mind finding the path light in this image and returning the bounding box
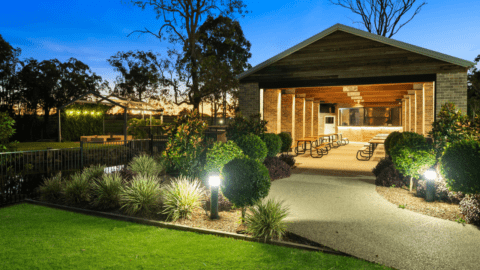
[209,173,221,220]
[424,169,437,202]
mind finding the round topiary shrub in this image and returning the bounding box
[261,133,282,157]
[205,140,244,174]
[459,194,480,225]
[441,139,480,195]
[384,131,402,157]
[278,132,293,153]
[222,157,271,219]
[234,134,268,162]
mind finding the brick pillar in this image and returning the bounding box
[281,89,296,146]
[239,83,260,118]
[263,89,281,133]
[295,94,305,141]
[436,71,468,116]
[414,84,424,135]
[424,82,435,135]
[305,98,313,137]
[313,101,319,136]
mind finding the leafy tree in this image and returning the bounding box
[330,0,427,38]
[188,15,252,119]
[0,111,17,151]
[18,58,109,134]
[128,0,248,110]
[390,132,435,192]
[0,34,23,114]
[468,55,480,120]
[107,50,166,101]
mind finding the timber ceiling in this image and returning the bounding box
[290,82,420,107]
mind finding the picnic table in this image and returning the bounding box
[294,137,329,158]
[356,134,387,161]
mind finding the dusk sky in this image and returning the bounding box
[1,0,479,91]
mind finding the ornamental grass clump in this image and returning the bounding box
[120,175,162,217]
[38,172,64,203]
[63,172,92,206]
[245,198,289,242]
[82,164,106,181]
[161,176,205,221]
[91,172,123,209]
[128,154,164,177]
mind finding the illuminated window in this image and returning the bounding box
[339,107,401,126]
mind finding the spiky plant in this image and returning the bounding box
[82,164,106,181]
[120,174,162,217]
[245,198,289,242]
[161,176,206,221]
[38,172,64,203]
[128,154,164,177]
[63,172,92,205]
[91,172,123,209]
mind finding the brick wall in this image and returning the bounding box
[338,127,403,142]
[281,90,295,145]
[263,89,281,133]
[436,71,468,115]
[305,99,313,137]
[295,95,305,141]
[424,82,434,135]
[239,83,260,118]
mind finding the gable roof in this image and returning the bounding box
[237,23,476,80]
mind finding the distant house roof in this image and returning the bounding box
[237,23,476,80]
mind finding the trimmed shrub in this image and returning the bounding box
[204,140,244,174]
[120,175,162,217]
[226,113,267,142]
[278,132,293,153]
[384,131,402,157]
[448,190,465,204]
[459,194,480,225]
[82,164,106,182]
[234,134,268,162]
[128,154,164,177]
[63,172,92,206]
[91,172,123,209]
[441,140,480,195]
[222,157,271,219]
[38,172,64,203]
[245,198,289,242]
[375,164,405,187]
[278,153,295,167]
[261,133,282,157]
[161,176,205,221]
[372,158,393,177]
[263,157,291,181]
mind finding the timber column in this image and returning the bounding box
[295,94,306,141]
[281,89,296,147]
[305,98,313,137]
[238,82,260,118]
[313,100,320,136]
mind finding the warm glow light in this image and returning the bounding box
[424,169,437,180]
[209,175,221,187]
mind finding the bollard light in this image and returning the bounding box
[424,169,437,202]
[209,173,221,220]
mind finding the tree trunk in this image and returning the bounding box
[241,207,246,224]
[409,176,413,192]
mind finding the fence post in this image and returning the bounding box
[80,141,84,169]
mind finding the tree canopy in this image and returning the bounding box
[0,34,23,114]
[129,0,249,110]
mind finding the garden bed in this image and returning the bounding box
[376,186,463,223]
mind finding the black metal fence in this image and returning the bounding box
[0,137,169,207]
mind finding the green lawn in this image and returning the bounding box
[0,204,392,270]
[15,142,81,151]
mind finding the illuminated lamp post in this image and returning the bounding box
[424,169,437,202]
[209,173,221,220]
